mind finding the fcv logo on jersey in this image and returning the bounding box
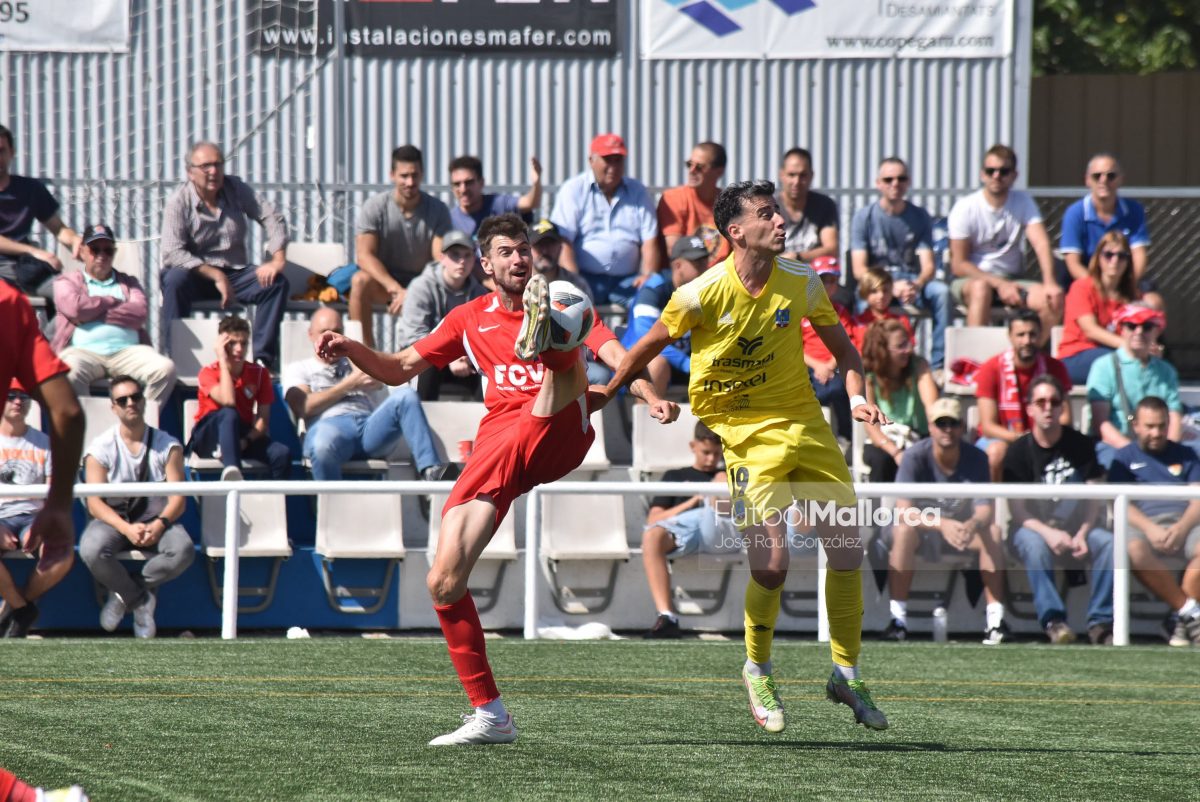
[736,335,765,355]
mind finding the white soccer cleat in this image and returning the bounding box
[99,591,126,632]
[36,786,90,802]
[514,273,551,361]
[132,591,157,639]
[428,713,518,746]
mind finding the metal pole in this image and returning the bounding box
[817,539,829,642]
[1112,493,1130,646]
[331,0,350,247]
[523,489,541,640]
[221,489,241,640]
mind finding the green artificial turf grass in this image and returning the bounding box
[0,638,1196,801]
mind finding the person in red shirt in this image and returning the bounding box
[656,141,730,265]
[188,315,289,479]
[802,255,854,440]
[850,267,913,352]
[974,309,1072,480]
[1057,230,1139,384]
[318,213,677,746]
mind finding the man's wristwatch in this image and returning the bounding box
[154,516,171,529]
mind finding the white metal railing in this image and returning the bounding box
[0,480,1192,645]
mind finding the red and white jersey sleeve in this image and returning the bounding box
[1,281,69,396]
[414,292,616,415]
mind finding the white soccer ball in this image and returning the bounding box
[546,280,595,351]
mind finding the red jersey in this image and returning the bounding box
[196,361,275,426]
[801,302,854,363]
[0,281,69,396]
[414,292,616,420]
[1058,277,1125,360]
[850,308,914,351]
[975,352,1072,432]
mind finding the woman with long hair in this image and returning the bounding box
[860,319,939,482]
[1056,230,1139,383]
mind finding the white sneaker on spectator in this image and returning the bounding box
[132,591,157,639]
[99,592,126,632]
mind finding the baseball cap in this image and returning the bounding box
[83,223,115,246]
[441,230,474,253]
[1114,302,1166,331]
[589,133,627,158]
[928,397,963,423]
[811,255,840,277]
[530,219,561,245]
[670,235,709,263]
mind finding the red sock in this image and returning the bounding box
[539,347,580,372]
[434,592,500,707]
[0,769,37,802]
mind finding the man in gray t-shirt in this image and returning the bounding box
[350,145,452,349]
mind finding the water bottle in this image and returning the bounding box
[932,606,948,643]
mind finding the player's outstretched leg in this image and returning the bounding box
[515,273,551,361]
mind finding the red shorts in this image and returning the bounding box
[444,395,594,530]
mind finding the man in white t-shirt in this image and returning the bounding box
[283,307,446,483]
[79,375,194,639]
[0,381,73,637]
[948,144,1062,338]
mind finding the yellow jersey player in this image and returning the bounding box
[599,179,890,732]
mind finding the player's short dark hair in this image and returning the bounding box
[697,141,727,170]
[109,375,144,397]
[218,315,251,337]
[449,155,483,179]
[984,143,1018,169]
[693,422,720,445]
[1135,395,1169,417]
[1025,374,1064,405]
[782,147,813,168]
[1006,308,1041,332]
[713,180,775,240]
[0,124,13,150]
[392,145,424,170]
[477,213,529,257]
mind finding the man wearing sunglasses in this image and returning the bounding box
[51,224,176,402]
[79,376,193,639]
[948,144,1061,338]
[657,141,729,266]
[1086,303,1184,470]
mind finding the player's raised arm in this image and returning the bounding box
[811,321,890,426]
[598,320,676,405]
[316,331,431,387]
[595,337,679,423]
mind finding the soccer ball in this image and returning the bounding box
[546,281,594,351]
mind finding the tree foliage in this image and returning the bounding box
[1033,0,1200,75]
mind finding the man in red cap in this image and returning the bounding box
[802,255,855,441]
[1086,301,1184,469]
[550,133,660,305]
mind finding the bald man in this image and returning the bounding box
[283,308,446,482]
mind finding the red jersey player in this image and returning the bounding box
[318,213,678,745]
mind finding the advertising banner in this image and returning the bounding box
[642,0,1012,60]
[0,0,128,53]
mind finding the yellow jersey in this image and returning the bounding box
[659,254,838,441]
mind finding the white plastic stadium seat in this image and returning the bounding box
[24,399,41,429]
[1049,325,1063,358]
[630,402,701,481]
[942,326,1009,396]
[567,409,611,477]
[427,493,518,614]
[314,491,405,614]
[200,479,292,613]
[282,242,348,311]
[279,318,364,372]
[422,401,489,465]
[79,395,159,457]
[170,318,253,388]
[540,493,630,615]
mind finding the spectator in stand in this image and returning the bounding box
[974,310,1072,481]
[801,256,854,441]
[886,397,1009,645]
[1003,375,1113,645]
[529,219,593,300]
[620,235,711,398]
[1059,152,1162,308]
[551,133,660,305]
[657,141,730,265]
[396,230,488,400]
[1087,303,1183,470]
[1056,230,1139,384]
[0,381,73,637]
[351,145,453,349]
[52,224,176,402]
[642,422,727,639]
[850,156,950,370]
[0,123,82,304]
[160,141,289,371]
[850,268,913,353]
[285,308,446,483]
[948,144,1062,339]
[777,147,838,263]
[448,155,541,238]
[80,376,193,640]
[187,315,289,480]
[859,319,937,483]
[1109,396,1200,647]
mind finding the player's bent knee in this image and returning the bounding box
[426,568,468,606]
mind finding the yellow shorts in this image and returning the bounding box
[722,418,856,528]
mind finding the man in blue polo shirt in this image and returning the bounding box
[1109,396,1200,647]
[447,154,541,238]
[1058,153,1161,306]
[550,133,660,305]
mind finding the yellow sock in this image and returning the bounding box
[744,577,782,665]
[826,568,863,668]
